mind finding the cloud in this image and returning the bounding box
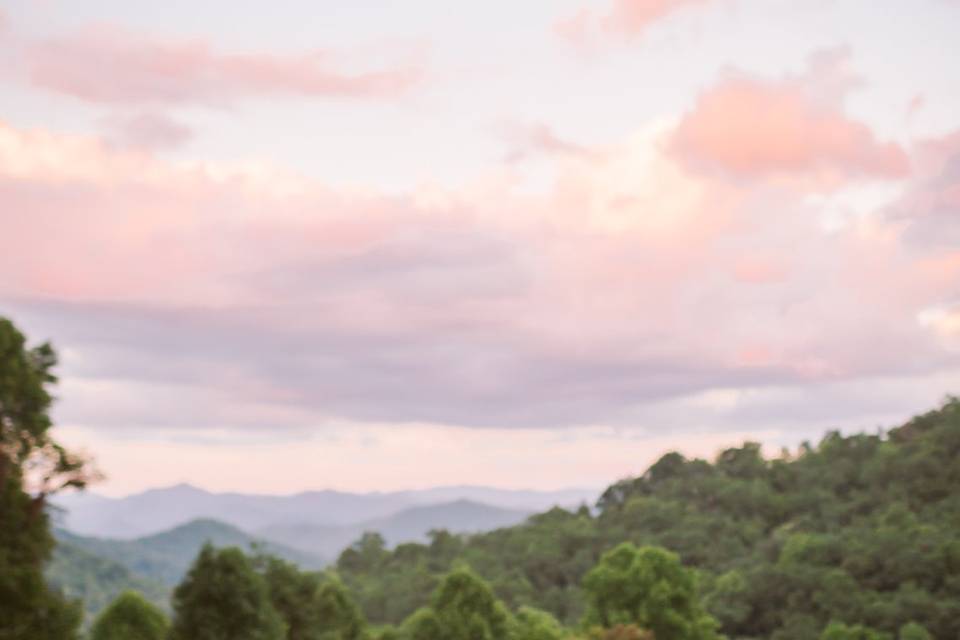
[671,49,909,189]
[99,112,193,151]
[887,130,960,250]
[731,256,789,284]
[556,0,712,48]
[906,94,925,120]
[604,0,712,36]
[28,25,422,106]
[918,304,960,349]
[1,118,958,434]
[499,122,594,163]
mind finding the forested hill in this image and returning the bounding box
[334,398,960,639]
[53,518,325,588]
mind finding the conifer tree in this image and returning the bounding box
[169,545,286,640]
[0,318,93,640]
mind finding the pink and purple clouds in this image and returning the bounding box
[1,0,958,493]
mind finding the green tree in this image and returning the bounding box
[313,578,367,640]
[89,590,169,640]
[0,318,94,640]
[371,627,400,640]
[820,622,889,640]
[513,606,565,640]
[582,543,721,640]
[897,623,931,640]
[585,626,654,640]
[169,545,286,640]
[257,553,367,640]
[338,533,389,574]
[401,567,514,640]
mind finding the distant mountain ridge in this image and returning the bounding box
[52,483,597,539]
[258,499,532,558]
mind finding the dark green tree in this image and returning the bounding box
[401,567,514,640]
[897,622,933,640]
[582,543,721,640]
[820,622,889,640]
[169,545,286,640]
[258,555,323,640]
[257,553,367,640]
[337,533,389,574]
[89,590,169,640]
[586,626,654,640]
[313,578,367,640]
[897,623,931,640]
[0,318,94,640]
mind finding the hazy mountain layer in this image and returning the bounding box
[52,484,596,539]
[258,499,532,557]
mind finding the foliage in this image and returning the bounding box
[820,621,890,640]
[257,553,367,640]
[45,539,169,624]
[896,623,931,640]
[335,397,960,639]
[57,518,322,588]
[401,567,515,640]
[169,544,286,640]
[89,590,169,640]
[514,606,566,640]
[0,318,93,639]
[582,543,720,639]
[585,626,653,640]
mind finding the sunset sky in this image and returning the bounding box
[1,0,959,496]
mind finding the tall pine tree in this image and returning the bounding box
[169,545,286,640]
[0,317,94,639]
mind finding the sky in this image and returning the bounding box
[1,0,959,497]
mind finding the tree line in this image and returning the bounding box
[83,540,723,640]
[329,404,959,638]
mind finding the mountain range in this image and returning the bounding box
[258,498,533,558]
[51,483,597,539]
[47,483,597,623]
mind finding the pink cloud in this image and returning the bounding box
[556,0,712,47]
[100,112,193,151]
[500,122,594,163]
[735,345,776,368]
[671,52,909,189]
[28,25,422,106]
[886,130,960,250]
[1,118,957,431]
[732,257,788,284]
[605,0,712,37]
